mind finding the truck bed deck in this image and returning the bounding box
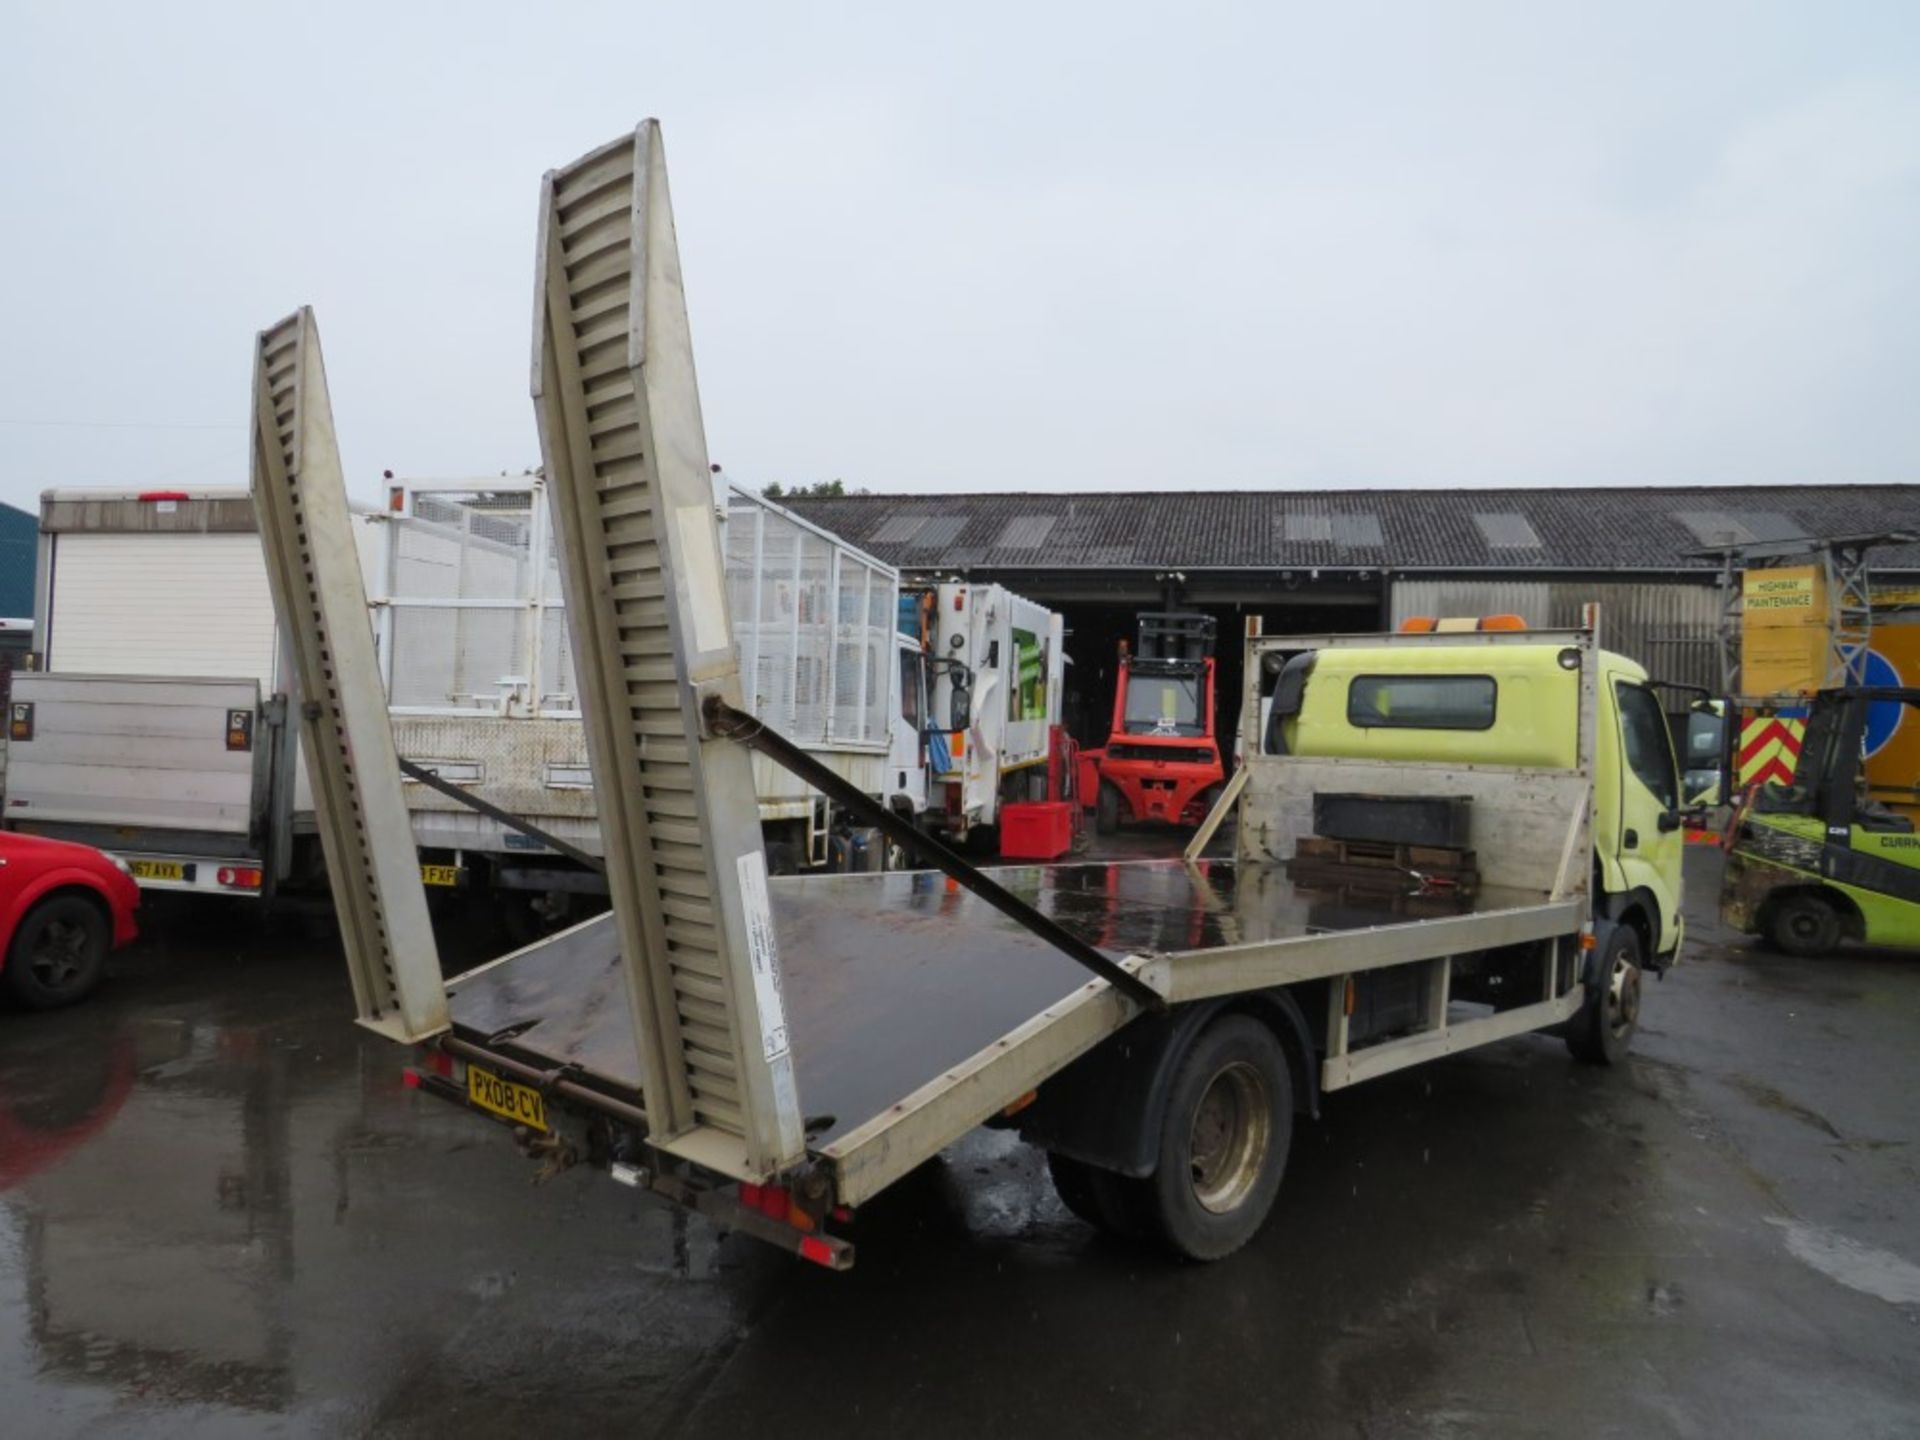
[446,857,1556,1150]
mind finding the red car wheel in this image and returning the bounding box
[5,894,110,1010]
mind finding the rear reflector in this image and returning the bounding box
[798,1235,835,1267]
[401,1068,423,1089]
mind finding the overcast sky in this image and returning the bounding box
[1,2,1916,510]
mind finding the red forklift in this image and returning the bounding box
[1089,612,1225,833]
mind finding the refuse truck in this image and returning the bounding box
[254,122,1684,1269]
[908,578,1066,846]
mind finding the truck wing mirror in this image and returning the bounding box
[1657,810,1683,833]
[1267,651,1318,718]
[948,680,971,732]
[1261,651,1317,755]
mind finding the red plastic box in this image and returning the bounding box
[999,800,1075,860]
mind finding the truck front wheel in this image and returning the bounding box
[1095,782,1121,836]
[1144,1015,1293,1260]
[1566,925,1641,1065]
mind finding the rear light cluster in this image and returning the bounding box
[739,1181,806,1228]
[216,866,263,890]
[402,1047,459,1090]
[739,1181,842,1267]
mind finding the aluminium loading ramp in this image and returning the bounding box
[250,308,447,1043]
[531,123,808,1179]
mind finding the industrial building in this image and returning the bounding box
[791,483,1920,742]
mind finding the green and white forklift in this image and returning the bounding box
[1722,686,1920,956]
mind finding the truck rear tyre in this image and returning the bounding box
[1768,892,1842,958]
[1047,1151,1157,1240]
[5,894,110,1010]
[1566,925,1641,1065]
[1095,782,1121,836]
[1144,1015,1293,1261]
[1046,1150,1103,1226]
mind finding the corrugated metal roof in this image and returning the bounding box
[787,485,1920,573]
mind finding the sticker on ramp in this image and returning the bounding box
[735,850,791,1062]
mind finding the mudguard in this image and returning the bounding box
[1018,991,1318,1178]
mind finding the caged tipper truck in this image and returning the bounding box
[382,476,1065,909]
[255,121,1686,1268]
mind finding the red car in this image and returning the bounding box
[0,833,140,1009]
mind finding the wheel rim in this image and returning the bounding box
[29,919,91,992]
[1187,1060,1272,1215]
[1606,952,1641,1038]
[1785,908,1824,945]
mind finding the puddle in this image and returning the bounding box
[1768,1218,1920,1306]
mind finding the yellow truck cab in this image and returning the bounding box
[1265,625,1686,968]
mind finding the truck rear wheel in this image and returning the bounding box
[1566,924,1641,1065]
[1046,1150,1102,1226]
[1144,1015,1293,1261]
[1768,892,1842,958]
[1047,1151,1157,1240]
[1095,782,1121,836]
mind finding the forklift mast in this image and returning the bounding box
[1764,688,1920,832]
[1117,612,1218,738]
[1133,613,1216,667]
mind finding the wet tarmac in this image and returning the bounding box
[3,848,1918,1438]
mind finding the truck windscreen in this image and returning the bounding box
[1124,673,1204,736]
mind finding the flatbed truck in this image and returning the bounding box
[255,122,1684,1268]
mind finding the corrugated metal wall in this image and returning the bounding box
[1390,578,1723,699]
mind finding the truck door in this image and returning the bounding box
[890,638,930,815]
[1611,678,1685,955]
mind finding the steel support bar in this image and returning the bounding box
[1183,765,1248,862]
[704,697,1165,1011]
[1321,988,1586,1090]
[1141,900,1584,1005]
[397,757,605,874]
